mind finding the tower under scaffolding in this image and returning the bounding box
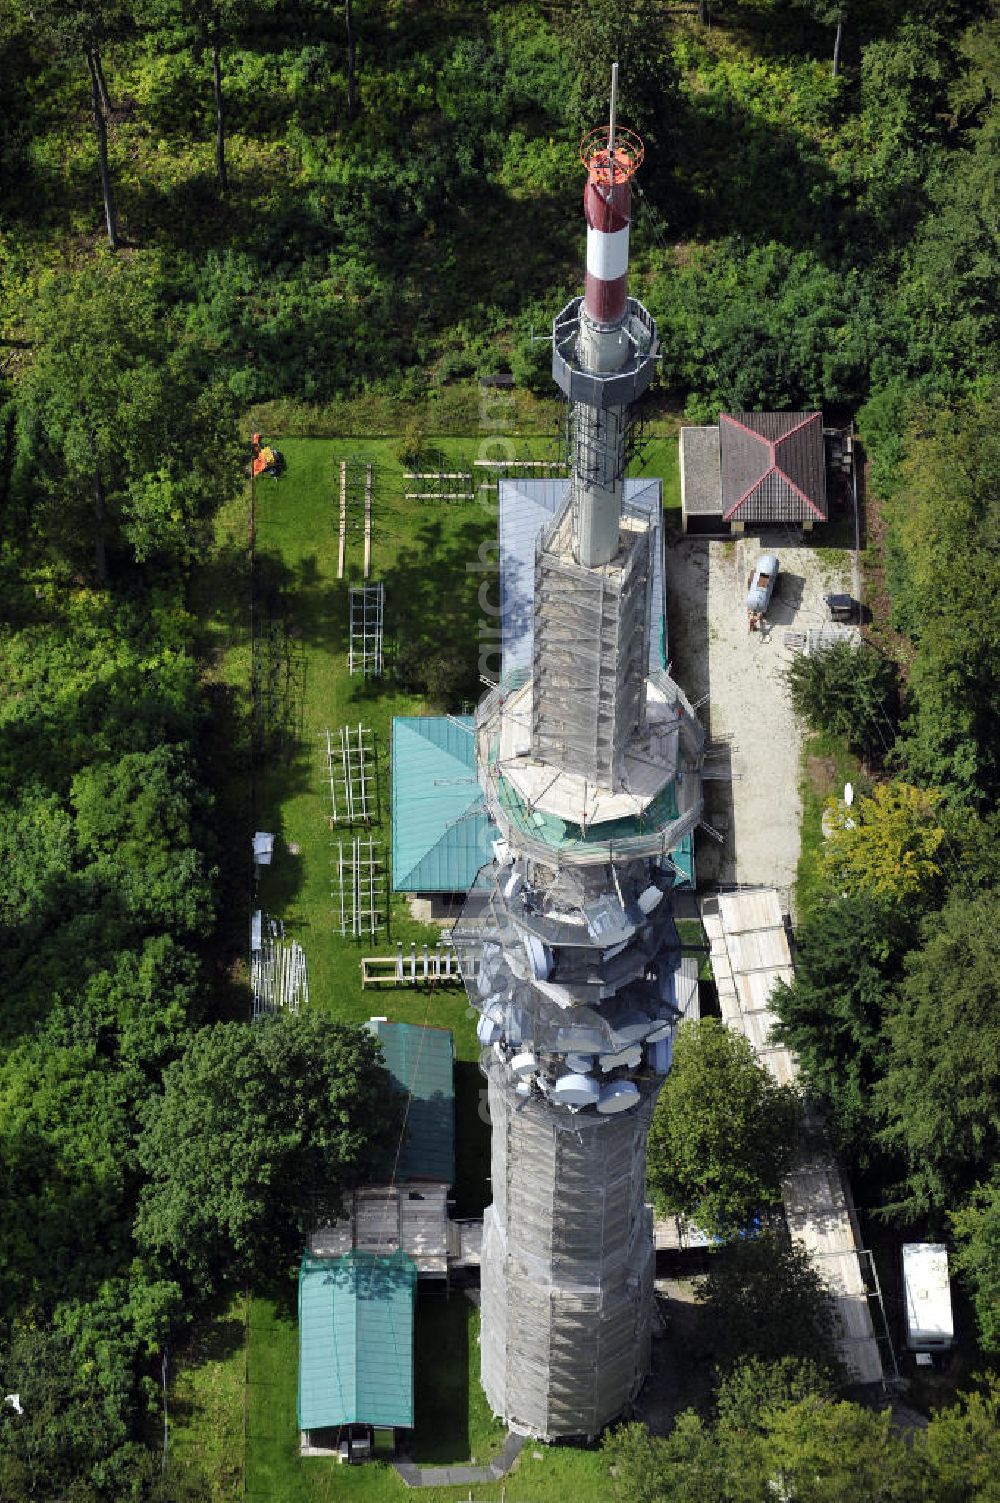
[451,70,706,1440]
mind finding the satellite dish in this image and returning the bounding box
[597,1080,641,1114]
[552,1073,600,1109]
[477,1014,501,1047]
[844,782,854,807]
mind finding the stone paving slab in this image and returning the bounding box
[393,1433,524,1488]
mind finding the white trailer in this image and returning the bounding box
[902,1243,954,1352]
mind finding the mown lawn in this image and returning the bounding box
[244,1290,612,1503]
[179,431,676,1502]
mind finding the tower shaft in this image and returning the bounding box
[454,73,705,1443]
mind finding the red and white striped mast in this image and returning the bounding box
[583,62,635,326]
[552,64,657,568]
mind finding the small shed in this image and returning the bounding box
[366,1018,455,1185]
[298,1250,416,1447]
[391,717,494,895]
[678,425,722,534]
[680,411,828,533]
[902,1243,955,1352]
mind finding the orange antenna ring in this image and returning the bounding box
[579,124,644,184]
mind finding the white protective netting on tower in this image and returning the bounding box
[479,1068,657,1438]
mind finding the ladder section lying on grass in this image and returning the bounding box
[348,581,384,676]
[323,725,375,826]
[403,470,474,501]
[334,837,384,938]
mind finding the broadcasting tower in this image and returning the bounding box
[454,69,705,1440]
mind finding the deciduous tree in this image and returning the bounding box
[877,891,1000,1216]
[697,1232,840,1377]
[15,1,132,247]
[135,1013,400,1290]
[17,260,241,578]
[822,780,945,903]
[648,1020,801,1237]
[950,1173,1000,1355]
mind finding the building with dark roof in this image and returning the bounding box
[680,411,828,534]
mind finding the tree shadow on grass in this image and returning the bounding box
[410,1291,472,1465]
[380,512,494,709]
[453,1061,491,1220]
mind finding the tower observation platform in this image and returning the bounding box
[452,68,705,1440]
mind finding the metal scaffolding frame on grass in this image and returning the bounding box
[251,614,304,755]
[334,836,384,938]
[403,470,474,501]
[348,582,384,677]
[324,724,376,825]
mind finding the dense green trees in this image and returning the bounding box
[772,893,918,1163]
[16,260,241,579]
[648,1020,801,1236]
[785,639,899,762]
[883,396,1000,808]
[697,1233,840,1377]
[877,892,1000,1217]
[605,1374,1000,1503]
[14,0,133,246]
[135,1014,400,1290]
[950,1173,1000,1356]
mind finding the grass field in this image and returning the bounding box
[241,1289,613,1503]
[177,430,678,1501]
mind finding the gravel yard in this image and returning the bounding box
[664,530,854,913]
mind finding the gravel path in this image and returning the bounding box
[664,530,852,914]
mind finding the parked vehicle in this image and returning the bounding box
[902,1243,955,1357]
[746,553,779,615]
[824,592,857,622]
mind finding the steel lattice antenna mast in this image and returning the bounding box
[453,68,705,1441]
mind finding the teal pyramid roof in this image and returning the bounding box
[391,716,493,892]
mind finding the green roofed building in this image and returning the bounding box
[391,716,494,892]
[366,1019,455,1185]
[298,1251,416,1441]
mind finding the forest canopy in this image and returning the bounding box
[2,0,999,1494]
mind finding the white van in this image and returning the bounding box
[902,1243,954,1353]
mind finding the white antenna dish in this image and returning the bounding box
[844,782,854,807]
